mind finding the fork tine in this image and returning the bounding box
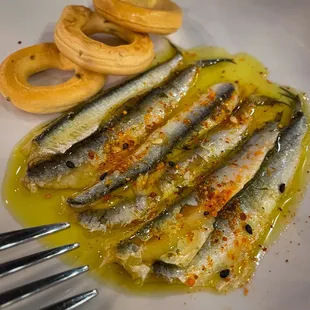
[0,223,70,251]
[0,265,88,308]
[38,289,98,310]
[0,243,79,278]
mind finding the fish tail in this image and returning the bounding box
[196,58,235,67]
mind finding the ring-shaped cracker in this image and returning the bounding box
[54,5,155,75]
[0,43,106,114]
[93,0,183,35]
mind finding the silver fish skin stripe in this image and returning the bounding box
[154,114,308,292]
[115,121,280,280]
[78,100,252,233]
[68,83,237,207]
[24,65,198,189]
[29,54,184,165]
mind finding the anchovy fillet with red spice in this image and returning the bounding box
[79,97,252,233]
[116,121,280,281]
[24,63,198,190]
[68,83,237,207]
[154,113,307,292]
[28,54,185,166]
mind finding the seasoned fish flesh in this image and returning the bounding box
[28,54,184,166]
[116,121,280,280]
[79,99,254,233]
[29,56,233,167]
[68,83,237,207]
[24,64,199,190]
[154,113,307,292]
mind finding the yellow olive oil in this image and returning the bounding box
[2,47,310,293]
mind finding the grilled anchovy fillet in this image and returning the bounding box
[79,100,256,233]
[28,54,184,166]
[115,122,280,281]
[29,56,234,167]
[68,83,237,207]
[154,114,307,292]
[24,65,199,190]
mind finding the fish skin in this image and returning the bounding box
[115,121,280,281]
[28,54,184,166]
[68,83,237,207]
[79,99,251,233]
[24,65,199,190]
[154,114,308,292]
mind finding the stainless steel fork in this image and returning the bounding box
[0,223,98,309]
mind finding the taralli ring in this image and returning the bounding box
[93,0,183,35]
[0,43,106,114]
[54,5,155,75]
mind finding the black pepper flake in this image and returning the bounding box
[18,41,22,44]
[122,143,129,150]
[100,172,108,181]
[245,224,253,235]
[66,161,75,168]
[168,161,176,167]
[279,183,286,193]
[75,73,81,79]
[220,269,230,278]
[30,55,35,60]
[204,211,209,216]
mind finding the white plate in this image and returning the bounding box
[1,0,310,309]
